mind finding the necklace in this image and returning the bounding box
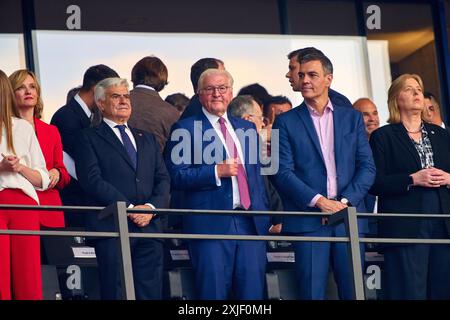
[403,123,422,134]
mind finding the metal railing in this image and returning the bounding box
[1,203,450,300]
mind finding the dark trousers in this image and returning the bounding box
[188,215,266,300]
[383,219,450,300]
[94,226,163,300]
[383,188,450,299]
[291,223,365,300]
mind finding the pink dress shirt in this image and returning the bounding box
[306,100,338,207]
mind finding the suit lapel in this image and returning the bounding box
[392,123,421,169]
[96,122,136,170]
[296,104,325,163]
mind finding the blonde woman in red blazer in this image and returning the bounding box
[9,70,70,229]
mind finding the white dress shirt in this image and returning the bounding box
[103,118,137,150]
[74,93,92,119]
[202,108,246,209]
[0,117,50,204]
[102,118,154,210]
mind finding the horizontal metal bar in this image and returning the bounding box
[148,208,332,216]
[0,228,348,242]
[2,229,450,245]
[130,233,350,242]
[3,204,450,219]
[0,230,118,237]
[0,204,104,212]
[357,213,450,219]
[360,237,450,244]
[0,204,334,216]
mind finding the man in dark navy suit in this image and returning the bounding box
[74,77,170,300]
[51,65,118,227]
[165,69,270,300]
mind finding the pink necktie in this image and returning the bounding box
[218,117,251,210]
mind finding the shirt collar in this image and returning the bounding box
[135,84,156,91]
[306,99,334,116]
[103,117,130,130]
[74,93,92,118]
[202,107,230,125]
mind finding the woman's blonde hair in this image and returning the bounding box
[387,73,424,124]
[0,70,20,154]
[9,69,44,119]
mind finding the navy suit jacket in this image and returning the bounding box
[370,122,450,238]
[272,101,376,234]
[74,121,170,232]
[164,111,270,235]
[179,94,202,120]
[329,88,352,108]
[50,97,91,226]
[51,97,91,158]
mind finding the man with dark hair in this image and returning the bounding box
[423,91,447,130]
[273,48,375,299]
[165,93,190,114]
[179,57,225,120]
[128,56,179,151]
[286,47,352,108]
[237,83,271,109]
[51,64,119,227]
[264,95,292,126]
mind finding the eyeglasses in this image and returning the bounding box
[200,85,230,95]
[109,93,130,101]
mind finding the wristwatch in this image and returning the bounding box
[340,197,350,206]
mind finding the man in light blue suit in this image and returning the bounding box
[165,69,270,300]
[272,48,376,299]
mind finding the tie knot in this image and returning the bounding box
[115,124,126,132]
[218,117,226,125]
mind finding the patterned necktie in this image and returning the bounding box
[218,117,251,210]
[115,124,137,169]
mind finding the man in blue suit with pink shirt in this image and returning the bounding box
[165,69,270,300]
[272,48,376,299]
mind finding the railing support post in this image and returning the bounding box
[102,201,135,300]
[343,207,365,300]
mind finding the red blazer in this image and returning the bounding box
[35,118,70,228]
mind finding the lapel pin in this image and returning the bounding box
[431,131,435,134]
[138,133,143,136]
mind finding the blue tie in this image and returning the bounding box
[115,124,137,169]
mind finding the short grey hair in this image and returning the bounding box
[94,77,129,103]
[228,95,256,118]
[197,68,234,93]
